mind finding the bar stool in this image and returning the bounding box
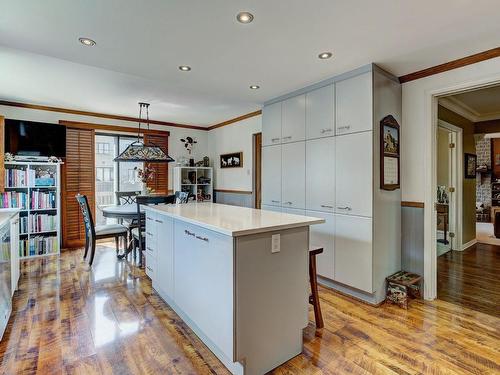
[309,246,324,329]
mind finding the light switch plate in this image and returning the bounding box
[271,234,280,253]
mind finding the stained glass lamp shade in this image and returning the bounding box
[114,102,175,163]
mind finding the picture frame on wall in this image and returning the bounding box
[380,115,400,190]
[220,152,243,169]
[464,153,477,179]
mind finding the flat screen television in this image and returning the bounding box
[4,119,66,157]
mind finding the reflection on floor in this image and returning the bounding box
[476,222,500,246]
[438,242,500,317]
[1,243,499,374]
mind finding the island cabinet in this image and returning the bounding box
[261,64,401,305]
[144,203,323,375]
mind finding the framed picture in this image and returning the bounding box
[220,152,243,169]
[464,153,477,179]
[380,115,400,190]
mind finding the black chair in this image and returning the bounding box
[175,191,189,203]
[132,194,176,266]
[76,194,128,266]
[115,191,141,206]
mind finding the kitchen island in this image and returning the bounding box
[142,203,324,375]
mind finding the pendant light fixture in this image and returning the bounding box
[115,102,175,163]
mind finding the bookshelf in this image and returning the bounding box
[2,161,61,258]
[173,166,213,202]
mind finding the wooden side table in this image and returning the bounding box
[385,271,422,309]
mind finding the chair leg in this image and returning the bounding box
[83,235,89,259]
[115,236,119,255]
[309,254,324,329]
[89,237,97,266]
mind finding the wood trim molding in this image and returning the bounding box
[59,120,169,136]
[0,100,207,131]
[214,189,253,195]
[401,201,424,208]
[398,47,500,84]
[207,110,262,131]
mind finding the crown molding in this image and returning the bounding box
[440,96,500,122]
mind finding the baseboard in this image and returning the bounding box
[461,239,477,251]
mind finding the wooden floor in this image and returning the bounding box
[1,244,499,374]
[438,242,500,317]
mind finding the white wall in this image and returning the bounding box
[0,104,209,190]
[208,115,262,191]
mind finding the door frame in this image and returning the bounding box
[252,132,262,208]
[425,77,500,300]
[437,120,463,252]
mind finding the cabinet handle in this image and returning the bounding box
[146,232,153,236]
[337,206,352,211]
[338,125,351,131]
[271,138,280,143]
[320,128,333,134]
[321,205,333,209]
[196,235,209,242]
[271,200,280,203]
[147,266,153,271]
[283,136,292,140]
[284,201,293,205]
[147,247,154,252]
[154,219,163,224]
[146,217,153,221]
[185,230,195,237]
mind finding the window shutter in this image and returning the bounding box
[144,134,169,194]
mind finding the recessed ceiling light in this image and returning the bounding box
[179,65,191,71]
[318,52,333,59]
[237,11,254,24]
[250,85,260,90]
[79,37,96,46]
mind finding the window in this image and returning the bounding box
[94,134,144,225]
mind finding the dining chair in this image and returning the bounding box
[132,194,176,267]
[175,191,189,203]
[76,194,128,266]
[116,191,141,206]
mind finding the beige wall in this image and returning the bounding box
[438,105,476,245]
[437,127,450,188]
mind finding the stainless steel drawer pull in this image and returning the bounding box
[284,201,292,205]
[338,125,351,131]
[271,138,280,142]
[283,136,292,140]
[146,217,153,221]
[146,232,153,236]
[320,128,333,134]
[321,205,333,209]
[271,200,280,203]
[147,266,153,271]
[337,206,352,211]
[185,230,195,237]
[147,247,153,252]
[155,219,163,224]
[196,235,209,242]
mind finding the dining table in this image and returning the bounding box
[101,203,145,260]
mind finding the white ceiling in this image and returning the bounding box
[1,0,500,126]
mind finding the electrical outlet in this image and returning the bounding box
[271,234,280,253]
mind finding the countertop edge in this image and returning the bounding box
[142,205,324,237]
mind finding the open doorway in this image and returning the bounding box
[436,85,500,316]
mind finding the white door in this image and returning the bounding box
[282,95,306,143]
[306,137,335,212]
[307,211,335,280]
[335,132,372,217]
[155,217,174,298]
[262,145,282,206]
[282,142,305,209]
[262,102,282,146]
[334,214,372,293]
[335,72,372,135]
[306,85,334,139]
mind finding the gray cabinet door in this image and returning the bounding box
[262,102,282,146]
[262,145,282,206]
[335,72,372,135]
[306,137,335,212]
[306,85,334,139]
[282,142,305,209]
[307,211,335,280]
[282,95,306,143]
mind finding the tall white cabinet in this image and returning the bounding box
[261,64,401,305]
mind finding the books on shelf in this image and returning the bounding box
[20,216,28,234]
[19,236,58,257]
[30,191,56,209]
[29,214,57,233]
[4,168,32,187]
[0,191,28,209]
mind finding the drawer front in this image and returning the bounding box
[145,253,155,280]
[145,211,157,254]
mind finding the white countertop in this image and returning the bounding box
[0,209,20,228]
[143,203,324,236]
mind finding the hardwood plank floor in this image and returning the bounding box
[1,244,499,374]
[438,242,500,317]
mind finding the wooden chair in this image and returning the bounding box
[175,191,189,203]
[309,246,324,329]
[75,194,128,266]
[132,194,176,266]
